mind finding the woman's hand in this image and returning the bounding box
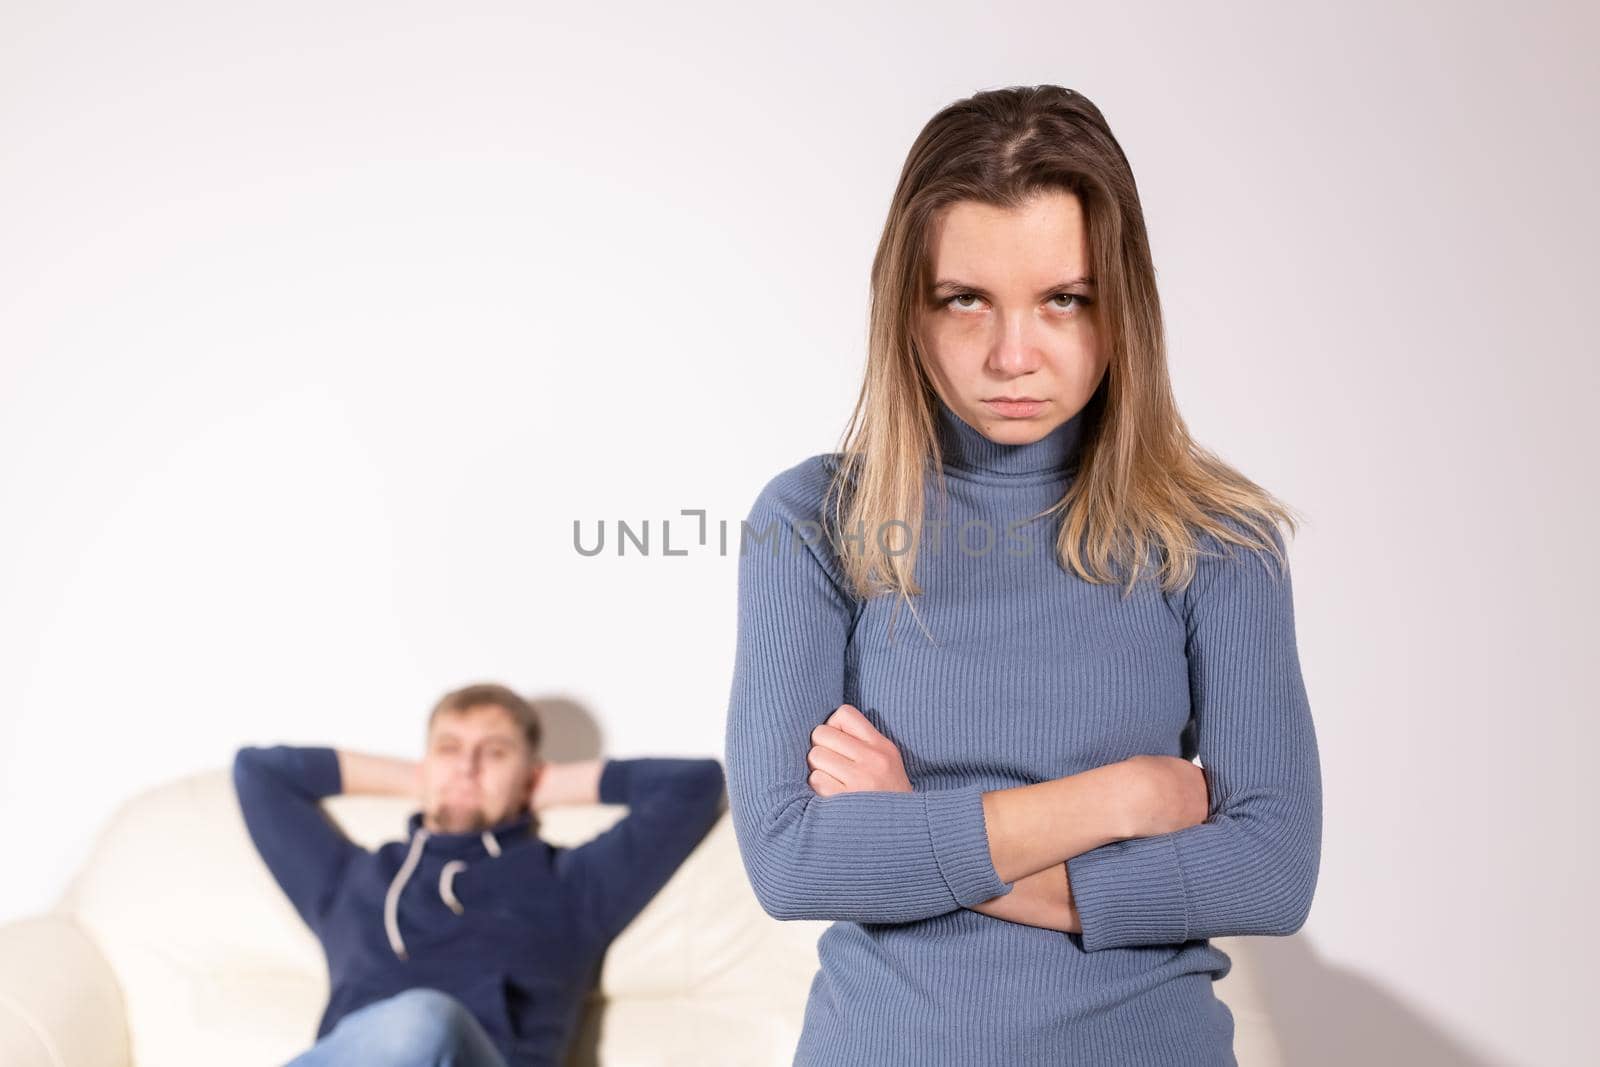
[1116,754,1211,838]
[968,863,1082,933]
[806,705,1089,933]
[806,704,913,796]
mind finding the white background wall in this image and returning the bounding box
[2,2,1594,1063]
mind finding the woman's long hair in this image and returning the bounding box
[825,84,1301,620]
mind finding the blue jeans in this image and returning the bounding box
[285,988,510,1067]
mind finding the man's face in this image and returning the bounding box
[419,703,541,834]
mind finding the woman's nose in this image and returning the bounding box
[987,313,1044,374]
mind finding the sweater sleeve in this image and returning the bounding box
[724,462,1015,924]
[554,757,726,941]
[231,745,360,931]
[1065,523,1323,951]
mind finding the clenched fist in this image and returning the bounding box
[806,704,914,797]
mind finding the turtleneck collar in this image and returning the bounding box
[932,389,1097,480]
[404,807,535,858]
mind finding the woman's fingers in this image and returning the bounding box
[806,742,855,785]
[826,703,882,742]
[808,706,914,795]
[807,768,848,796]
[810,722,870,761]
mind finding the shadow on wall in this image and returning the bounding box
[1258,936,1497,1065]
[530,696,609,763]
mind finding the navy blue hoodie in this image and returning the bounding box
[232,746,725,1066]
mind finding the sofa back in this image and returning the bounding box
[52,768,1282,1065]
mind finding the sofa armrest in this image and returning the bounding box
[0,913,130,1067]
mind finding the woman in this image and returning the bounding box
[723,84,1321,1066]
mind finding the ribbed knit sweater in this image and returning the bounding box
[723,395,1321,1066]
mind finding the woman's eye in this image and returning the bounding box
[941,292,1091,313]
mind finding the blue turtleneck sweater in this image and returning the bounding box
[723,394,1322,1065]
[232,746,725,1066]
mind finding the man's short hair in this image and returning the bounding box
[426,683,543,754]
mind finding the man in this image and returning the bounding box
[233,682,726,1067]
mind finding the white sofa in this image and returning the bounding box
[0,769,1286,1065]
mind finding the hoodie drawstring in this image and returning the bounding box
[439,860,467,914]
[384,829,429,959]
[384,828,505,958]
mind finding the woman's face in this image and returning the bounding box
[917,188,1108,444]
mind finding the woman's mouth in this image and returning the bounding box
[983,397,1047,418]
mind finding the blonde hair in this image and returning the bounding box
[825,84,1301,626]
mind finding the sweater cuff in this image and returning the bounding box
[276,745,343,798]
[923,787,1012,907]
[597,758,631,805]
[311,746,342,795]
[1066,833,1190,951]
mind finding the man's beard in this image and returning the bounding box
[428,801,487,834]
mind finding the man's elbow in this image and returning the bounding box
[671,760,726,830]
[232,745,265,791]
[689,759,726,802]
